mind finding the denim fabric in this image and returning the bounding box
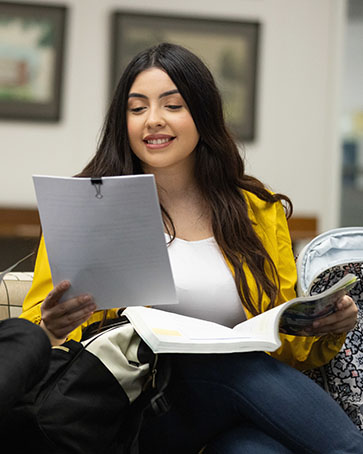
[139,351,363,454]
[204,423,293,454]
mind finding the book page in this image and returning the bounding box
[232,303,287,344]
[279,274,358,335]
[33,175,178,310]
[123,306,283,353]
[234,275,358,339]
[125,306,237,341]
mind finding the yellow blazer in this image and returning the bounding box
[20,190,345,371]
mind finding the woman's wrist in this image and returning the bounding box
[40,320,66,346]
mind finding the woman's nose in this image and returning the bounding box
[146,107,165,129]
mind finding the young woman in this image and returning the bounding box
[21,43,362,453]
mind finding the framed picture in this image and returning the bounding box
[0,2,67,122]
[111,12,260,142]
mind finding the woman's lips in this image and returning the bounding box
[143,136,175,149]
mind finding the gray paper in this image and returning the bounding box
[33,174,178,310]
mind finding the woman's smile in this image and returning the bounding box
[143,134,176,149]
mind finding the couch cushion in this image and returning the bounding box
[0,272,33,319]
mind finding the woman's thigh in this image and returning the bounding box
[204,423,293,454]
[139,351,363,454]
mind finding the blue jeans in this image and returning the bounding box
[139,351,363,453]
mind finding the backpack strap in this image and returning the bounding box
[126,353,172,454]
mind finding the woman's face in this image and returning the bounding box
[126,67,200,173]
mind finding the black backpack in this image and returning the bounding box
[1,318,171,454]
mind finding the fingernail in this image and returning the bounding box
[81,295,91,303]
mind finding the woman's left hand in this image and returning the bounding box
[309,295,358,336]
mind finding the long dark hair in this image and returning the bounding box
[79,42,293,316]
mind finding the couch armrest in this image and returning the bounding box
[0,272,33,320]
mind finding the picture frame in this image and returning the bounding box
[111,11,260,142]
[0,2,67,122]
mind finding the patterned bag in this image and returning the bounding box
[296,227,363,430]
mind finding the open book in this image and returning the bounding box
[123,274,358,354]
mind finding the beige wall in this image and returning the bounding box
[0,0,347,233]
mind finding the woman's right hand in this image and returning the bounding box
[40,280,97,345]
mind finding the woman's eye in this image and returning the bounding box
[129,106,146,113]
[166,105,182,110]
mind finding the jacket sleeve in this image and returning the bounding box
[267,201,346,371]
[20,236,118,342]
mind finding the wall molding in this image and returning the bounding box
[0,207,316,244]
[0,208,40,238]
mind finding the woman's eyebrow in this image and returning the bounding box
[159,89,179,99]
[128,93,147,99]
[128,89,179,99]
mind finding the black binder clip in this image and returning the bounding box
[91,177,103,199]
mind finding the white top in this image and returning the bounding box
[156,234,246,328]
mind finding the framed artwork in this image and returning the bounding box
[111,12,260,142]
[0,2,67,122]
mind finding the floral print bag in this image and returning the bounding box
[296,227,363,431]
